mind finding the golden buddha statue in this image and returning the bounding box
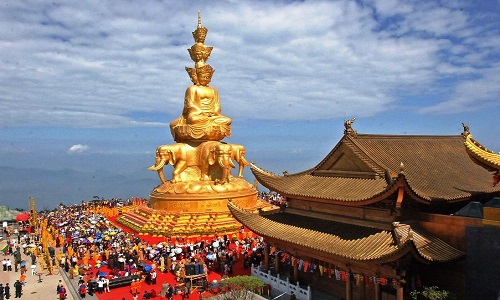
[119,12,268,238]
[170,13,231,142]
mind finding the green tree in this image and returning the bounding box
[216,275,265,300]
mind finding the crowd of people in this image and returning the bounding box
[26,198,268,299]
[258,192,287,208]
[1,231,35,299]
[0,191,286,299]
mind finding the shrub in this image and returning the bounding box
[410,286,450,300]
[216,275,265,300]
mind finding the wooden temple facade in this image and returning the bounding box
[230,121,500,300]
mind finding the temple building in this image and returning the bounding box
[230,120,500,300]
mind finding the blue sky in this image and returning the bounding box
[1,0,499,209]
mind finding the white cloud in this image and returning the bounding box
[0,0,498,127]
[68,144,90,154]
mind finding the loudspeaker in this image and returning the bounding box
[185,264,196,276]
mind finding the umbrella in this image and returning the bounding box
[144,265,152,272]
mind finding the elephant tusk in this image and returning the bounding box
[147,159,166,171]
[241,157,251,166]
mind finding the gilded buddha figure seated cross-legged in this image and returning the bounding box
[170,64,231,142]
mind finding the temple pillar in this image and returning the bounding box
[274,253,279,274]
[396,283,404,300]
[346,270,352,300]
[293,260,299,283]
[360,273,366,299]
[263,244,269,271]
[374,278,381,300]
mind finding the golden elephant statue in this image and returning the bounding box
[227,144,250,178]
[198,141,235,184]
[148,143,190,183]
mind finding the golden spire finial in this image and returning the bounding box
[192,12,208,44]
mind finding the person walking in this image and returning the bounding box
[58,285,66,300]
[13,280,22,298]
[160,281,169,298]
[103,277,110,293]
[151,269,157,285]
[97,278,104,294]
[4,283,10,299]
[78,283,87,298]
[0,283,4,300]
[167,283,173,300]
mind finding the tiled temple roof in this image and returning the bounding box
[229,202,464,263]
[251,167,390,202]
[252,133,500,203]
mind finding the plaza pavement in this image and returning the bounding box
[0,239,76,300]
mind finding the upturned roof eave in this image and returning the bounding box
[250,163,392,204]
[251,163,433,205]
[464,133,500,172]
[228,202,463,264]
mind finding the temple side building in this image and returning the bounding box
[230,120,500,300]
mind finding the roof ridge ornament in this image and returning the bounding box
[344,117,357,137]
[461,122,470,138]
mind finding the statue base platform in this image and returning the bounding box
[117,178,271,237]
[150,177,257,212]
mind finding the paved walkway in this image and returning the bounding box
[0,239,75,300]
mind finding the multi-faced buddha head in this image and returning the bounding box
[195,64,215,86]
[188,43,213,64]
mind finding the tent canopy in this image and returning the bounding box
[16,213,30,222]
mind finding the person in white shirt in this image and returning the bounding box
[104,277,110,293]
[6,259,12,271]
